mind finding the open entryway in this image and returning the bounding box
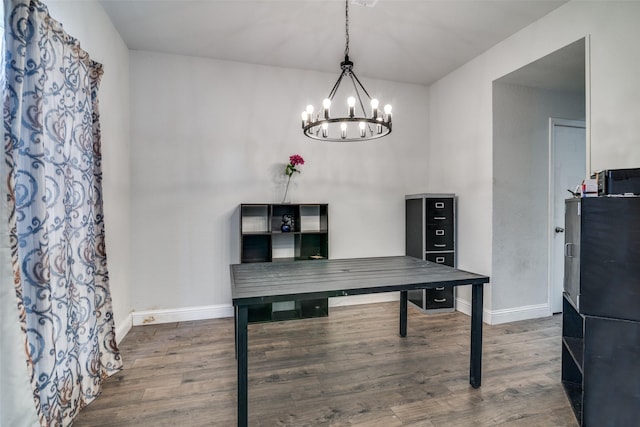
[492,38,587,322]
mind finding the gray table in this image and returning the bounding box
[231,255,490,427]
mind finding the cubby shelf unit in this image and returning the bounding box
[239,203,329,322]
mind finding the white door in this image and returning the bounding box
[549,119,586,313]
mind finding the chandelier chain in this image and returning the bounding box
[344,0,349,58]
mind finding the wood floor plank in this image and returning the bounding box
[73,302,578,427]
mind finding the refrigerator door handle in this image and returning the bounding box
[565,243,574,257]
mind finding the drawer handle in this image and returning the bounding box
[435,287,445,291]
[434,298,447,303]
[434,216,447,220]
[434,244,446,248]
[435,257,445,263]
[435,229,445,236]
[435,202,445,208]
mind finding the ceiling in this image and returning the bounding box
[98,0,571,87]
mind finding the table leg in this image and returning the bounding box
[470,283,483,388]
[399,290,408,337]
[237,305,248,427]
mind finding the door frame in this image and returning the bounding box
[547,118,587,313]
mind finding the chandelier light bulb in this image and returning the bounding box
[322,99,331,119]
[384,104,392,122]
[359,121,366,138]
[301,111,308,127]
[322,122,329,138]
[347,96,356,118]
[376,117,383,134]
[340,122,348,139]
[370,98,379,119]
[306,104,314,121]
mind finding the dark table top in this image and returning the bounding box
[231,256,489,306]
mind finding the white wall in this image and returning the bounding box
[46,0,132,337]
[492,83,584,318]
[129,51,429,314]
[428,0,640,322]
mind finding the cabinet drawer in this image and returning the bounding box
[425,252,455,267]
[426,224,454,251]
[425,288,454,310]
[426,198,454,224]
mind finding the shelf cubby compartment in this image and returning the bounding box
[300,204,328,232]
[241,234,271,263]
[561,294,584,424]
[271,233,295,261]
[247,303,273,323]
[300,299,329,318]
[271,204,300,232]
[241,204,269,233]
[297,233,328,260]
[562,294,584,363]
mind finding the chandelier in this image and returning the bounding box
[301,0,392,142]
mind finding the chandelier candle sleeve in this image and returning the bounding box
[301,0,393,142]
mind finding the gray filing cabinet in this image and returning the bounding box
[405,193,456,312]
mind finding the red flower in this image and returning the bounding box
[289,154,304,166]
[285,154,305,177]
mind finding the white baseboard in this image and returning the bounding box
[131,304,234,326]
[456,297,551,325]
[115,312,132,345]
[126,296,401,328]
[454,297,487,321]
[124,298,550,330]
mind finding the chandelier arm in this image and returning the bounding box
[348,73,376,136]
[327,69,348,101]
[349,69,373,100]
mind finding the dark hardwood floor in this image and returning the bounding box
[74,302,578,426]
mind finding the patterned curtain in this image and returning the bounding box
[2,1,123,426]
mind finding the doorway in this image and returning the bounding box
[548,119,586,314]
[492,37,587,321]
